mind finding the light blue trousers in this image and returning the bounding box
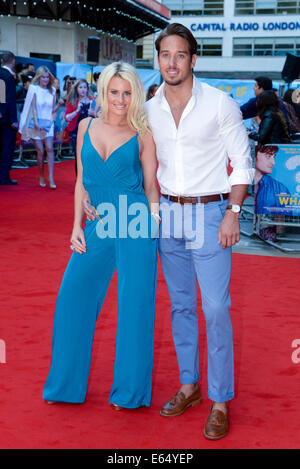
[159,196,234,403]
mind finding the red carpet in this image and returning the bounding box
[1,161,300,449]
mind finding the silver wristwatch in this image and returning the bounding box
[226,204,241,214]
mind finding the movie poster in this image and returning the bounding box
[254,144,300,216]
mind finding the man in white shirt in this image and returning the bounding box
[145,23,254,440]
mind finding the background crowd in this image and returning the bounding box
[1,50,300,188]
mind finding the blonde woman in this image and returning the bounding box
[43,62,159,409]
[19,66,59,189]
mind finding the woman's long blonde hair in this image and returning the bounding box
[32,66,55,93]
[97,62,149,136]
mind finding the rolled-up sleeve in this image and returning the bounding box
[218,93,255,186]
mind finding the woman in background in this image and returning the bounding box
[249,90,290,145]
[19,66,61,189]
[65,79,95,174]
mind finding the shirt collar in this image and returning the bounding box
[2,65,14,75]
[260,174,272,187]
[155,75,202,114]
[155,75,202,101]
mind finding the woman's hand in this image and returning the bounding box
[34,121,42,132]
[70,225,86,254]
[76,102,83,113]
[82,192,95,221]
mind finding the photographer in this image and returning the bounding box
[65,79,95,174]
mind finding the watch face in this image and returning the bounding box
[232,204,241,213]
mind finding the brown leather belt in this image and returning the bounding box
[162,193,229,205]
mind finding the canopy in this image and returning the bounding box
[0,0,170,40]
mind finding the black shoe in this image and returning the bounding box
[0,179,18,185]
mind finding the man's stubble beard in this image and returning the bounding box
[163,68,194,88]
[164,78,184,87]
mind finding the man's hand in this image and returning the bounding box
[218,211,240,249]
[82,192,95,221]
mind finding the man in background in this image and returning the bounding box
[241,76,289,127]
[0,51,18,185]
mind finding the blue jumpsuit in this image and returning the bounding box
[43,118,158,408]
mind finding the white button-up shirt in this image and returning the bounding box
[145,77,254,197]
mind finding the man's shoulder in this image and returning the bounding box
[263,174,290,192]
[196,80,220,94]
[196,80,239,110]
[144,95,160,117]
[195,80,228,97]
[0,67,10,80]
[145,95,159,108]
[241,96,257,107]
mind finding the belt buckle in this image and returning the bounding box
[177,195,181,204]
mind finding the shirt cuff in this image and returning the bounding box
[229,168,255,186]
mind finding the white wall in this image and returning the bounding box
[0,17,75,62]
[0,17,135,65]
[16,22,75,62]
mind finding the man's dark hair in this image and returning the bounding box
[25,71,35,79]
[1,51,15,66]
[155,23,198,58]
[255,76,272,91]
[16,63,25,74]
[255,145,279,158]
[21,74,32,85]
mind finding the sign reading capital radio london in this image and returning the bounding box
[190,21,300,32]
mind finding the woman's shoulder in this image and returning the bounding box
[262,108,274,117]
[261,109,278,123]
[78,117,93,133]
[138,127,153,141]
[138,128,155,151]
[28,83,37,92]
[65,99,76,111]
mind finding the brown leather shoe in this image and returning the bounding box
[203,405,229,440]
[160,384,201,417]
